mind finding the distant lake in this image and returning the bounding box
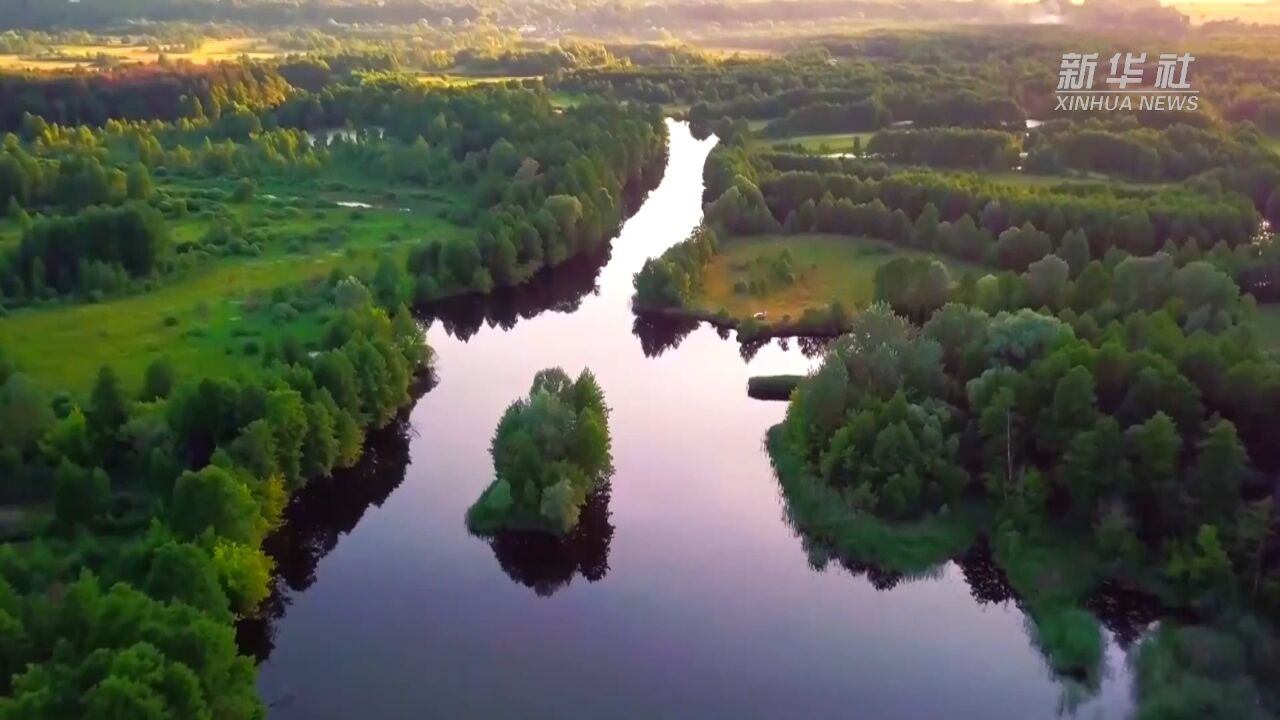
[244,120,1139,720]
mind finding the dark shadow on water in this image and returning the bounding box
[477,483,615,597]
[957,537,1018,606]
[236,377,431,663]
[632,312,700,357]
[1085,580,1172,649]
[422,246,610,341]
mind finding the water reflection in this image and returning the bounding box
[631,312,700,357]
[237,379,428,663]
[425,246,610,341]
[475,484,616,597]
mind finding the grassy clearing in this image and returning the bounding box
[0,38,280,71]
[0,198,465,396]
[692,233,975,322]
[1256,304,1280,353]
[762,131,877,153]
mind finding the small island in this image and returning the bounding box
[466,367,613,535]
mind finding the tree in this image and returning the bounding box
[0,373,53,450]
[143,541,230,618]
[231,178,256,203]
[140,359,175,401]
[1166,524,1235,606]
[266,390,308,489]
[1095,501,1141,574]
[1071,260,1112,313]
[125,163,153,201]
[1057,229,1091,279]
[372,256,406,309]
[994,223,1052,272]
[1187,418,1248,527]
[1059,417,1131,517]
[88,366,128,441]
[301,399,339,479]
[1025,254,1069,309]
[170,466,261,544]
[1126,412,1183,528]
[53,460,109,530]
[211,540,273,615]
[1039,365,1097,456]
[539,475,583,533]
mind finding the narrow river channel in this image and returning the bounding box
[248,120,1136,720]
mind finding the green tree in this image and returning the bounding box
[125,163,153,201]
[170,466,261,544]
[140,359,175,401]
[143,541,230,618]
[1039,365,1097,456]
[1057,229,1091,279]
[88,366,128,442]
[1187,418,1248,527]
[301,399,339,479]
[53,460,110,530]
[266,390,308,488]
[0,373,53,450]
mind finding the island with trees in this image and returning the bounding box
[467,367,612,536]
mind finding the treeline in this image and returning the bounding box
[0,274,429,717]
[1026,121,1280,184]
[762,99,891,138]
[0,203,171,302]
[7,112,326,187]
[561,56,1028,140]
[755,166,1260,255]
[876,248,1246,337]
[467,368,611,536]
[632,225,718,310]
[0,63,291,132]
[866,128,1022,170]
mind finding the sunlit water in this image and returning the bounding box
[251,120,1137,720]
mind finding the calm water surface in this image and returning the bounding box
[250,121,1137,720]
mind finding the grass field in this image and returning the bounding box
[1257,304,1280,353]
[762,131,878,153]
[0,192,466,395]
[0,38,281,71]
[691,233,975,322]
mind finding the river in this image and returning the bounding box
[246,120,1137,720]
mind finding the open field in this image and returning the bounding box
[0,38,281,71]
[0,192,466,395]
[762,131,878,153]
[691,233,976,322]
